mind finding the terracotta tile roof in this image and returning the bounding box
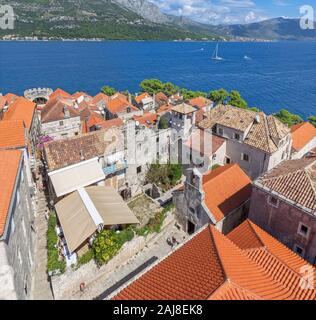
[188,97,212,109]
[0,96,6,109]
[107,95,138,114]
[172,103,198,115]
[114,222,316,300]
[0,150,22,236]
[198,105,290,154]
[156,104,173,114]
[41,97,80,124]
[202,164,252,222]
[4,93,19,105]
[133,112,158,128]
[0,120,26,149]
[291,122,316,152]
[256,157,316,212]
[91,93,110,105]
[44,129,113,171]
[49,88,71,100]
[155,92,169,105]
[135,92,151,104]
[93,118,124,130]
[3,97,36,131]
[72,92,92,100]
[184,129,225,157]
[114,227,226,300]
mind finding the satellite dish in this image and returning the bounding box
[135,121,140,126]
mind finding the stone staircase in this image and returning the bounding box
[30,188,54,300]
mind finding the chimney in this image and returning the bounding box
[63,105,70,118]
[128,93,132,104]
[254,115,260,123]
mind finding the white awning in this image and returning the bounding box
[49,157,105,197]
[55,186,139,253]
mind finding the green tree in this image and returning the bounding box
[159,116,169,129]
[163,82,179,96]
[140,79,164,94]
[209,88,229,104]
[229,90,248,109]
[101,85,116,96]
[308,116,316,127]
[181,89,207,100]
[274,109,303,127]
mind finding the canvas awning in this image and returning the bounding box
[48,157,105,197]
[55,186,139,253]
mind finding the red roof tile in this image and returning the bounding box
[133,112,158,128]
[188,97,212,109]
[107,96,138,114]
[291,122,316,152]
[114,221,316,300]
[0,150,22,236]
[49,88,71,100]
[135,92,151,104]
[202,164,252,222]
[3,97,36,131]
[0,120,26,149]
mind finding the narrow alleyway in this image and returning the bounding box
[30,171,54,300]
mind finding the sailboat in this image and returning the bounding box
[211,43,223,61]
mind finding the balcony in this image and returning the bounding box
[103,160,128,175]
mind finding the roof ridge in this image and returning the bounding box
[245,246,315,298]
[263,113,277,153]
[244,220,265,248]
[207,226,229,283]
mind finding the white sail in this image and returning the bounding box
[212,43,223,60]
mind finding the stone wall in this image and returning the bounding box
[51,212,174,299]
[249,185,316,265]
[0,156,35,299]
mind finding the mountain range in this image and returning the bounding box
[0,0,315,41]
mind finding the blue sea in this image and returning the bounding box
[0,41,315,118]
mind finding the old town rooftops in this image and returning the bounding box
[255,157,316,212]
[172,103,198,115]
[44,129,114,171]
[198,104,290,154]
[202,164,252,222]
[291,122,316,152]
[113,220,316,300]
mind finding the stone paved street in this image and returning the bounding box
[69,222,187,300]
[30,174,54,300]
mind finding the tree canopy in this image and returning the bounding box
[101,85,116,96]
[228,90,248,109]
[308,116,316,127]
[209,88,229,104]
[274,109,304,127]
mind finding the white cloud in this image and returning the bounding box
[151,0,269,25]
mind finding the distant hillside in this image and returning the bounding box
[0,0,219,40]
[212,17,316,41]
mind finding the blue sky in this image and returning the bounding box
[151,0,313,24]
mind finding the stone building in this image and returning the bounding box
[134,92,155,111]
[41,96,81,141]
[198,104,292,179]
[291,122,316,159]
[249,157,316,265]
[43,128,127,202]
[0,150,35,300]
[183,128,226,173]
[173,164,252,235]
[104,93,142,120]
[2,96,40,163]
